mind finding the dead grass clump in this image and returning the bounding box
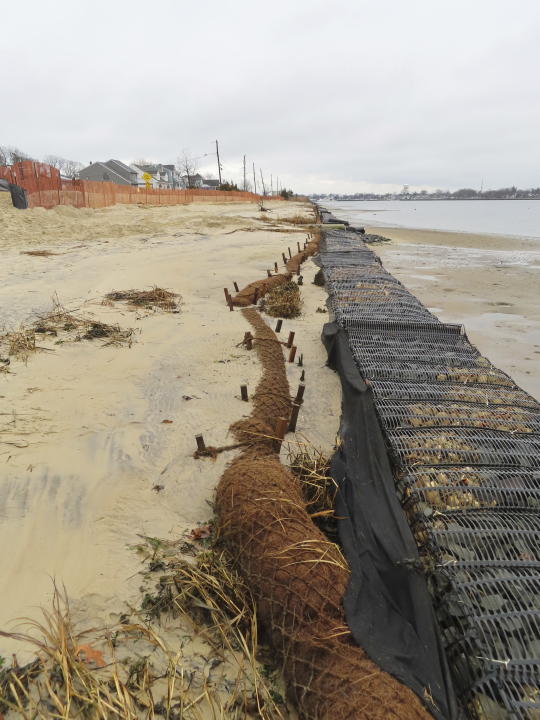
[134,535,289,718]
[0,569,287,720]
[231,274,291,307]
[20,250,58,257]
[276,215,315,225]
[261,281,302,318]
[6,329,37,361]
[287,440,338,541]
[105,286,181,312]
[35,309,134,348]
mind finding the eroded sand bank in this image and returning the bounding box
[368,226,540,400]
[0,196,341,661]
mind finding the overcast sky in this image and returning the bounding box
[2,0,539,193]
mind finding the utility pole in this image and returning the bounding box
[260,169,267,196]
[243,155,246,191]
[215,140,222,185]
[253,162,257,194]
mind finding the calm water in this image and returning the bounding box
[324,199,540,239]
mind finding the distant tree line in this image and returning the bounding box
[312,185,540,201]
[0,145,83,179]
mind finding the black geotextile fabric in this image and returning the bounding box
[9,183,28,209]
[322,321,461,720]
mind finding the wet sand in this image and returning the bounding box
[0,195,341,660]
[367,226,540,400]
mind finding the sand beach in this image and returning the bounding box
[0,194,341,671]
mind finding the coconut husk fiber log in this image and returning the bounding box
[215,308,432,720]
[230,273,291,307]
[230,232,321,307]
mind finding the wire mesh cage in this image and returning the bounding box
[386,427,540,469]
[325,268,404,287]
[400,464,540,509]
[319,252,382,267]
[430,566,540,717]
[414,508,540,566]
[368,380,540,410]
[468,667,540,720]
[352,348,491,370]
[375,399,540,434]
[353,357,516,387]
[319,225,540,717]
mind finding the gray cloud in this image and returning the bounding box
[2,0,539,193]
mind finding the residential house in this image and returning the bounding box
[201,178,220,190]
[130,164,159,188]
[136,163,180,189]
[79,159,138,185]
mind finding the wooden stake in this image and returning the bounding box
[287,331,295,348]
[297,353,303,367]
[282,252,287,265]
[288,247,292,258]
[273,416,288,451]
[240,385,248,402]
[295,382,305,403]
[195,434,206,452]
[275,319,283,333]
[223,288,230,302]
[245,332,253,350]
[266,269,272,277]
[229,301,234,311]
[297,241,301,253]
[288,402,301,432]
[300,369,305,382]
[288,345,297,363]
[274,261,278,273]
[233,281,239,292]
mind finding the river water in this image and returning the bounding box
[324,199,540,239]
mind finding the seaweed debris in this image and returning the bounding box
[105,286,181,313]
[260,281,302,318]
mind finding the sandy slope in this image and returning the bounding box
[0,197,341,662]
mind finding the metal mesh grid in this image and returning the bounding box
[319,253,381,267]
[354,358,516,386]
[369,380,540,410]
[348,336,480,361]
[431,567,540,716]
[337,308,439,327]
[414,509,540,566]
[386,427,540,469]
[325,268,404,287]
[400,466,540,516]
[468,668,540,719]
[375,400,540,434]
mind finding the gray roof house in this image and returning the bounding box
[78,159,138,185]
[201,178,220,189]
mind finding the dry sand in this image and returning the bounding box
[368,226,540,400]
[0,194,341,665]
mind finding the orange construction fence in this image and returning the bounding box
[0,161,279,209]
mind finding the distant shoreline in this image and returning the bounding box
[316,197,540,202]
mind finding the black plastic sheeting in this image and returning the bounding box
[323,321,461,720]
[9,183,28,209]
